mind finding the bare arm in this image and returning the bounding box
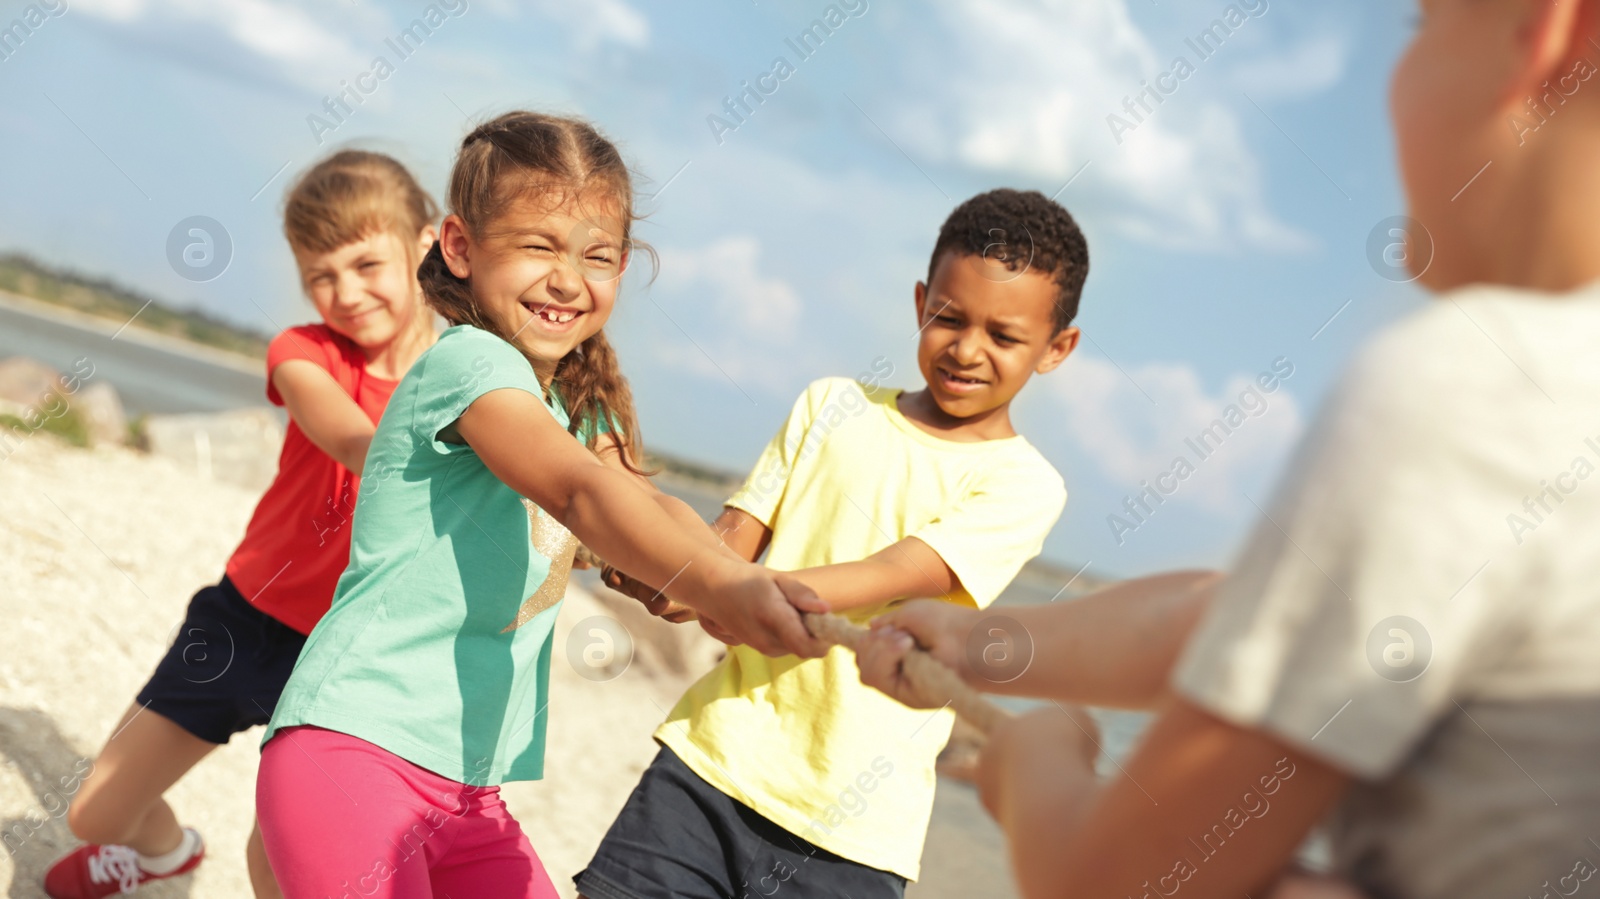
[857,570,1221,709]
[713,506,771,562]
[608,510,951,619]
[613,507,772,645]
[589,432,734,558]
[789,537,959,613]
[857,572,1361,898]
[456,388,829,658]
[978,701,1350,899]
[272,359,377,474]
[643,506,771,621]
[586,452,755,623]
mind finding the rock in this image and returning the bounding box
[0,357,60,407]
[143,408,283,492]
[0,357,96,453]
[72,382,127,447]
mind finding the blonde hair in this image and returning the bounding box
[417,111,651,474]
[283,150,439,262]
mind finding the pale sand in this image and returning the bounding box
[0,438,1014,898]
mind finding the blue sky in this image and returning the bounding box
[0,0,1428,578]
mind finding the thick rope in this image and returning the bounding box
[801,612,1009,736]
[578,546,1010,734]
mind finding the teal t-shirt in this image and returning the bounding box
[264,324,590,786]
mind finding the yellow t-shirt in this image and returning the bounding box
[655,377,1067,880]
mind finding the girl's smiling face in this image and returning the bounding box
[439,188,627,380]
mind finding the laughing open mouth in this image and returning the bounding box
[523,302,583,325]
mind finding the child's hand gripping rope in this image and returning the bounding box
[582,545,1015,736]
[803,611,1012,736]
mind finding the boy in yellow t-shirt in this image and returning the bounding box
[575,188,1086,899]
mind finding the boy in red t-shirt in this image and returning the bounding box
[44,151,440,899]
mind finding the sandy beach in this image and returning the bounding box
[0,435,1017,898]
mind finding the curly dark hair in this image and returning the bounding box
[927,188,1089,332]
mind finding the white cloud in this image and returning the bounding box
[1046,352,1304,511]
[646,236,803,392]
[70,0,370,93]
[522,0,650,50]
[934,1,1155,173]
[67,0,520,97]
[68,0,390,94]
[896,0,1317,252]
[1231,32,1350,103]
[656,237,800,337]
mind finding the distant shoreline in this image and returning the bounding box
[0,252,272,359]
[0,289,265,377]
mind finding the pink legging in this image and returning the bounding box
[258,726,559,899]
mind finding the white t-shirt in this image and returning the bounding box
[1174,281,1600,899]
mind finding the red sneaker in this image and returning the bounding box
[43,830,204,898]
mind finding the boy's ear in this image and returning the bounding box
[1500,0,1588,108]
[1036,326,1080,375]
[439,214,472,279]
[914,281,928,324]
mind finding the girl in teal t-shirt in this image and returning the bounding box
[256,111,830,898]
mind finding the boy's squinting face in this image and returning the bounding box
[914,252,1078,421]
[295,229,433,350]
[443,191,626,379]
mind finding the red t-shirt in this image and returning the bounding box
[224,325,398,635]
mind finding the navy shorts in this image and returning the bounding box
[135,576,308,745]
[575,746,906,899]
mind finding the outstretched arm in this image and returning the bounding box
[978,701,1350,899]
[856,570,1221,709]
[587,433,741,566]
[787,536,960,613]
[596,505,768,620]
[273,360,377,474]
[621,527,958,619]
[457,388,830,659]
[855,575,1365,898]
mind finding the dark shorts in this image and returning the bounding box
[135,576,308,745]
[575,746,906,899]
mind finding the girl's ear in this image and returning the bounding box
[618,249,630,275]
[439,214,473,280]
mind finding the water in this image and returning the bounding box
[0,292,269,417]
